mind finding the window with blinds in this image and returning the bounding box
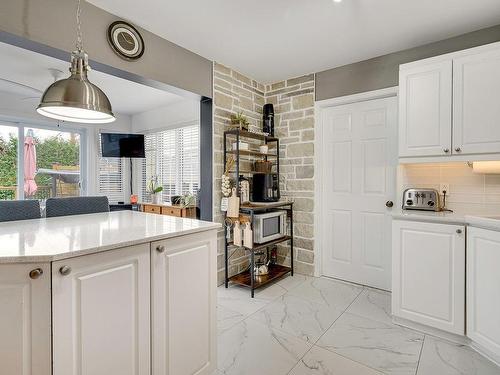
[98,135,125,203]
[141,125,200,202]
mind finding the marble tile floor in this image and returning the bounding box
[216,275,500,375]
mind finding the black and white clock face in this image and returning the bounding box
[107,21,145,60]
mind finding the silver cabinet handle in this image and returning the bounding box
[59,265,72,276]
[444,148,450,153]
[455,147,462,153]
[29,268,43,279]
[456,229,463,234]
[156,245,165,253]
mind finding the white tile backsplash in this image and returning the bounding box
[399,162,500,215]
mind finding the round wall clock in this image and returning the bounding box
[107,21,145,60]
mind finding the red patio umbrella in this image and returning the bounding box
[24,133,38,196]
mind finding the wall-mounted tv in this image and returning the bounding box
[101,133,145,158]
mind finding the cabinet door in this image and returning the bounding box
[0,263,51,375]
[467,227,500,359]
[151,230,217,375]
[453,48,500,154]
[392,220,465,334]
[52,245,150,375]
[399,60,452,157]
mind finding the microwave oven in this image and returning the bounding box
[253,210,287,244]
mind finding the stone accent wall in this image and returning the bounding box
[212,63,316,284]
[265,75,316,276]
[212,62,265,284]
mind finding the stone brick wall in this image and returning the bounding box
[265,75,316,276]
[212,63,316,284]
[212,63,265,284]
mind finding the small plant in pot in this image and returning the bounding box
[147,176,163,204]
[230,111,249,131]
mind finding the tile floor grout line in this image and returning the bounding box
[305,286,399,374]
[282,283,366,375]
[414,334,426,375]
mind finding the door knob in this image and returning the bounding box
[444,148,450,153]
[455,147,462,153]
[156,245,165,253]
[59,265,72,276]
[385,201,394,208]
[456,229,463,234]
[29,268,43,279]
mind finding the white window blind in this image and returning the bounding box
[98,135,125,203]
[141,125,199,202]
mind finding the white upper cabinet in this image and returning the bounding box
[52,244,151,375]
[399,42,500,160]
[453,48,500,155]
[467,227,500,363]
[392,220,465,335]
[399,60,452,157]
[0,263,51,375]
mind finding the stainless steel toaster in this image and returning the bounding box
[402,188,441,211]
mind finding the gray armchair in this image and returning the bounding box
[0,200,41,222]
[45,196,110,218]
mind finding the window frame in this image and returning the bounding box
[0,118,87,200]
[140,121,200,203]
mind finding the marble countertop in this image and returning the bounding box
[0,211,220,263]
[392,210,466,225]
[464,215,500,231]
[393,210,500,231]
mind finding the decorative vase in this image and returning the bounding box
[151,193,161,205]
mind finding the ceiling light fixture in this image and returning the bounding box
[333,0,343,3]
[37,0,115,124]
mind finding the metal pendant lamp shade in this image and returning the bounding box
[37,0,115,124]
[37,51,115,124]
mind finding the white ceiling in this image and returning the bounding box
[88,0,500,83]
[0,42,183,115]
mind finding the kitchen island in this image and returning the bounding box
[0,211,220,375]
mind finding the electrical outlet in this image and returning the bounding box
[440,183,450,195]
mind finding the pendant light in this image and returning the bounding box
[37,0,115,124]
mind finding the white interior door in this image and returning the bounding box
[319,96,397,290]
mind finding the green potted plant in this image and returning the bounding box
[147,176,163,204]
[230,111,249,131]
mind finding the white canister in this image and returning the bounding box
[259,145,269,154]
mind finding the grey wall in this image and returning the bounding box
[316,24,500,101]
[0,0,213,98]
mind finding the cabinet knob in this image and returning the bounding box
[456,229,463,234]
[444,148,450,153]
[59,265,72,276]
[29,268,43,279]
[156,245,165,253]
[385,201,394,208]
[455,147,462,153]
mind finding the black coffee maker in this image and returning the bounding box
[263,103,275,136]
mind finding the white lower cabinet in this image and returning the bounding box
[52,244,151,375]
[392,220,465,334]
[467,227,500,361]
[0,263,51,375]
[151,231,217,375]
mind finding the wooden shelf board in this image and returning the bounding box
[226,149,278,157]
[225,129,279,142]
[229,264,291,289]
[228,170,278,175]
[239,201,294,212]
[227,235,291,251]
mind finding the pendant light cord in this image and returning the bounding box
[76,0,83,52]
